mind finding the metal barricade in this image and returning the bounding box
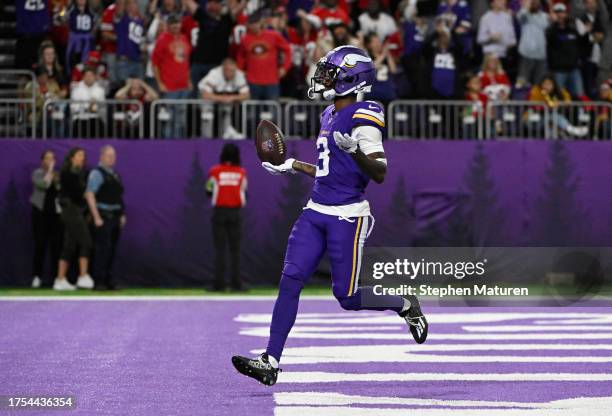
[241,100,282,139]
[283,100,328,139]
[0,70,37,138]
[553,102,612,140]
[0,69,36,99]
[43,99,144,139]
[150,99,244,139]
[388,100,483,140]
[486,101,549,140]
[0,98,36,138]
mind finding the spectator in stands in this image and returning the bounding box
[528,74,589,137]
[70,67,106,137]
[65,0,97,74]
[198,58,249,139]
[464,72,488,112]
[54,147,94,291]
[436,0,474,57]
[477,0,516,59]
[316,21,361,56]
[463,73,488,137]
[71,51,110,95]
[595,80,612,136]
[546,2,586,98]
[479,54,511,102]
[237,11,291,100]
[183,0,245,94]
[358,0,397,41]
[115,0,145,81]
[152,13,192,138]
[310,0,350,26]
[37,41,68,98]
[206,143,248,291]
[30,150,61,289]
[114,78,158,137]
[115,77,159,101]
[100,0,124,84]
[516,0,549,88]
[576,0,607,98]
[424,20,464,99]
[400,12,429,98]
[16,0,51,70]
[364,33,397,105]
[285,11,319,98]
[25,67,62,129]
[36,40,69,136]
[85,145,126,290]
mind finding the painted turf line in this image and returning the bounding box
[273,392,612,410]
[274,406,609,416]
[277,372,612,383]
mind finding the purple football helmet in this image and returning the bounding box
[308,45,376,100]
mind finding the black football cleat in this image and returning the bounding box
[232,353,280,386]
[399,295,428,344]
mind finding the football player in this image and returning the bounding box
[232,46,428,386]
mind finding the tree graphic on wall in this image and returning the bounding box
[378,175,414,246]
[535,141,586,245]
[263,147,311,282]
[463,143,505,245]
[0,178,31,284]
[179,151,213,283]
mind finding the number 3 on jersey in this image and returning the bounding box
[316,137,330,177]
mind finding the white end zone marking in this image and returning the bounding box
[274,392,612,410]
[276,372,612,383]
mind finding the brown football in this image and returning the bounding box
[256,119,286,166]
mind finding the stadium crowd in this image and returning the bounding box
[14,0,612,137]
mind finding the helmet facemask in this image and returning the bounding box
[308,58,374,100]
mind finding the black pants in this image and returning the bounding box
[60,203,92,261]
[212,207,242,290]
[32,207,62,283]
[92,211,121,288]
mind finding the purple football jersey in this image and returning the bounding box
[311,101,385,206]
[16,0,50,35]
[116,15,144,60]
[68,7,95,34]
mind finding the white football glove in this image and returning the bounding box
[262,158,296,175]
[333,131,359,154]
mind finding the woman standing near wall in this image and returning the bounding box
[30,150,62,288]
[53,147,94,291]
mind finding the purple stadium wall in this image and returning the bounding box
[1,139,612,286]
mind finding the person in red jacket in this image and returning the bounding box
[236,11,291,100]
[206,143,248,291]
[152,13,192,138]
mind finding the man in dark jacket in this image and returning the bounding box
[546,3,586,97]
[85,145,125,290]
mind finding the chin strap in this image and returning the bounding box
[307,87,316,100]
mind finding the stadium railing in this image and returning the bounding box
[283,100,329,139]
[42,99,145,139]
[149,99,280,139]
[0,70,36,139]
[484,101,612,140]
[5,96,612,140]
[388,100,485,140]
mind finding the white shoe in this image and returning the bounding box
[76,274,95,289]
[31,276,41,288]
[53,278,76,291]
[566,125,588,137]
